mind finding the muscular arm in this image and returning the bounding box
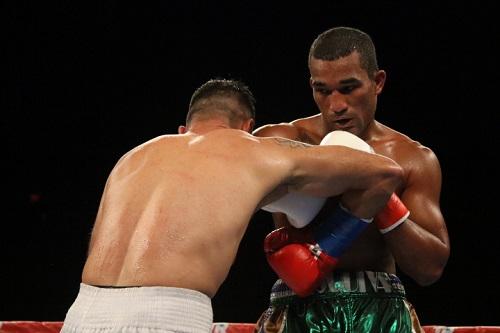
[383,145,450,286]
[253,123,302,227]
[256,133,403,221]
[256,130,404,297]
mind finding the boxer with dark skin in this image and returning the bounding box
[255,27,450,333]
[61,78,403,333]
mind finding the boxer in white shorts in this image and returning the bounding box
[61,78,403,332]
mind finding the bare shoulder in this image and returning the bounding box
[252,122,300,139]
[199,128,259,146]
[198,129,306,153]
[253,114,322,142]
[397,131,438,164]
[290,114,322,132]
[258,136,313,150]
[377,124,441,175]
[114,134,170,164]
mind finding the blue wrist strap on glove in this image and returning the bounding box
[314,204,371,258]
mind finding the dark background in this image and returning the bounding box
[2,1,498,326]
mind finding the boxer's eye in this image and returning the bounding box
[338,85,357,94]
[315,87,332,96]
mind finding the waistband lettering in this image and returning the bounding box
[318,271,394,293]
[365,271,392,293]
[270,271,404,303]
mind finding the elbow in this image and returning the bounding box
[413,249,450,286]
[415,266,445,286]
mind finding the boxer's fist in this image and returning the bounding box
[264,204,372,297]
[262,130,374,229]
[261,192,326,228]
[266,242,338,297]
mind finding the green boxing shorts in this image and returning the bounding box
[256,271,423,333]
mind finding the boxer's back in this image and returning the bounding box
[82,129,287,297]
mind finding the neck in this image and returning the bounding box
[186,120,233,135]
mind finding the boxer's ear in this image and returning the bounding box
[242,119,255,133]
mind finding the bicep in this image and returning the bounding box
[400,150,448,243]
[288,145,380,197]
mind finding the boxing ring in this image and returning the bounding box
[1,321,499,333]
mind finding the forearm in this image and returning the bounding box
[383,219,450,286]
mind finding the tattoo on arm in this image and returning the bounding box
[273,138,312,149]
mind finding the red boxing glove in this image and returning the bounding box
[263,226,314,252]
[264,227,338,297]
[375,193,410,234]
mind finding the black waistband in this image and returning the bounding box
[89,284,141,289]
[270,271,406,303]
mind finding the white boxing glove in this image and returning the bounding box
[320,130,373,153]
[261,131,373,228]
[261,192,326,228]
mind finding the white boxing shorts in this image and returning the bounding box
[61,283,213,333]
